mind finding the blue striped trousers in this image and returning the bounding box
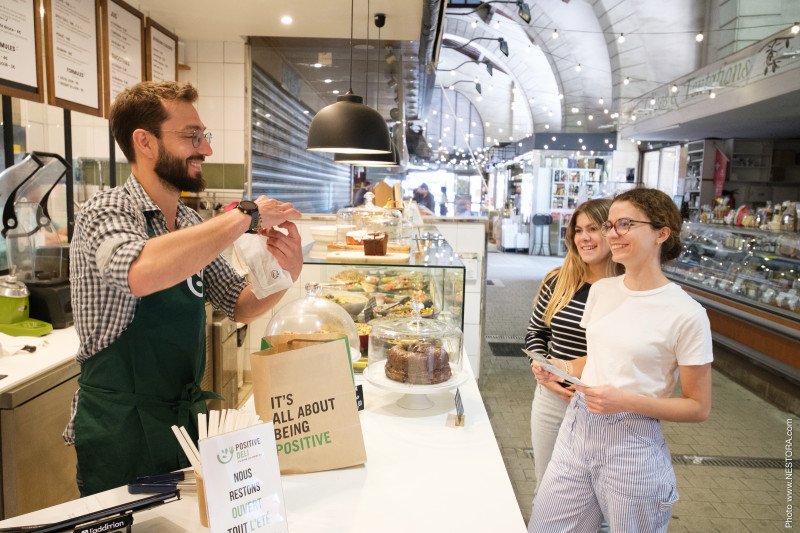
[528,391,678,533]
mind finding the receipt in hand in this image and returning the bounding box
[233,233,293,299]
[522,349,588,386]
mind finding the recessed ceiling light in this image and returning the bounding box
[314,63,322,68]
[281,15,292,25]
[324,79,332,83]
[332,89,340,94]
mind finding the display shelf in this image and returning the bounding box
[665,222,800,324]
[302,240,466,331]
[665,222,800,384]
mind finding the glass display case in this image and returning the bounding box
[664,222,800,323]
[302,235,466,332]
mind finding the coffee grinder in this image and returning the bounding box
[1,152,72,329]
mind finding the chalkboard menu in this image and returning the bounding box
[0,0,45,102]
[101,0,144,117]
[44,0,103,116]
[145,18,177,82]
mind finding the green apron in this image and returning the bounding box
[74,211,221,496]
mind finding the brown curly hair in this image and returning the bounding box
[110,81,199,163]
[613,188,682,262]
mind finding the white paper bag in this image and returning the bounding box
[233,233,293,299]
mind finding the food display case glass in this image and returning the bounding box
[303,235,466,332]
[664,222,800,322]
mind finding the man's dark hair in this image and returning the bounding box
[110,81,199,163]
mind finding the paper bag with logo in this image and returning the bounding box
[250,336,366,474]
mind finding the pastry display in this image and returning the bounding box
[384,342,451,384]
[669,222,800,316]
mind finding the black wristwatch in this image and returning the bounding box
[237,200,260,234]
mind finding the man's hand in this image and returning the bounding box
[264,221,302,281]
[254,196,301,228]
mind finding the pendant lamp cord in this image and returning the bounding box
[365,0,370,104]
[348,0,354,92]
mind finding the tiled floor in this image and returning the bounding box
[477,250,795,532]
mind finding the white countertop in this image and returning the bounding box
[0,327,79,395]
[0,362,527,532]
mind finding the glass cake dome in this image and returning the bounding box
[366,302,463,390]
[264,283,359,358]
[336,192,403,243]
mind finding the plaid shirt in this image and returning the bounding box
[63,174,248,444]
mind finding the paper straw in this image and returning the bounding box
[218,410,228,436]
[208,410,218,438]
[179,426,202,471]
[171,425,201,475]
[198,413,207,441]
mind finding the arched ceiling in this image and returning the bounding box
[439,0,707,147]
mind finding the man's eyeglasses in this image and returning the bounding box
[155,129,212,148]
[600,218,656,236]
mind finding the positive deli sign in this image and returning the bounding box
[198,422,288,533]
[622,30,797,120]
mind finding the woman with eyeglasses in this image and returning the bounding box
[528,188,713,533]
[524,199,622,515]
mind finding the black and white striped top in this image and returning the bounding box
[524,276,591,361]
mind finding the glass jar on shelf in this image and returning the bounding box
[336,192,404,244]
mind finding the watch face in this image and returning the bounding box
[239,200,258,212]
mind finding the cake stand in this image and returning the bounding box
[363,360,469,409]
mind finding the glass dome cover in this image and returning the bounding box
[336,192,403,243]
[367,302,463,385]
[264,283,359,352]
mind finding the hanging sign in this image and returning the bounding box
[145,18,177,82]
[198,422,288,533]
[714,148,728,198]
[0,0,45,102]
[101,0,144,117]
[43,0,103,116]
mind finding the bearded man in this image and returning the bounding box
[64,81,302,495]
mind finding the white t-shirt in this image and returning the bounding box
[580,275,713,399]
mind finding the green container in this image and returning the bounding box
[0,274,30,324]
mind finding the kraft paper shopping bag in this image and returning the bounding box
[250,337,366,474]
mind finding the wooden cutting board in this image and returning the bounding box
[326,251,411,263]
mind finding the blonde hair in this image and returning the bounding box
[537,198,623,326]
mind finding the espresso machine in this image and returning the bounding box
[1,152,72,330]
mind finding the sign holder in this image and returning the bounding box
[101,0,145,118]
[0,0,45,102]
[145,18,177,82]
[43,0,104,117]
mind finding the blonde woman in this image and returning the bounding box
[525,198,622,502]
[529,188,713,532]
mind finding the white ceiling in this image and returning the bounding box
[129,0,800,149]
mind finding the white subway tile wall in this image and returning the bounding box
[16,39,246,166]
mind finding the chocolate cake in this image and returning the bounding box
[363,232,388,256]
[385,342,451,384]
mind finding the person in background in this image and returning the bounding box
[353,180,372,206]
[529,188,713,532]
[413,183,435,213]
[439,186,448,216]
[64,81,303,496]
[525,199,622,519]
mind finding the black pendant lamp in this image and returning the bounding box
[335,13,399,166]
[307,0,392,154]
